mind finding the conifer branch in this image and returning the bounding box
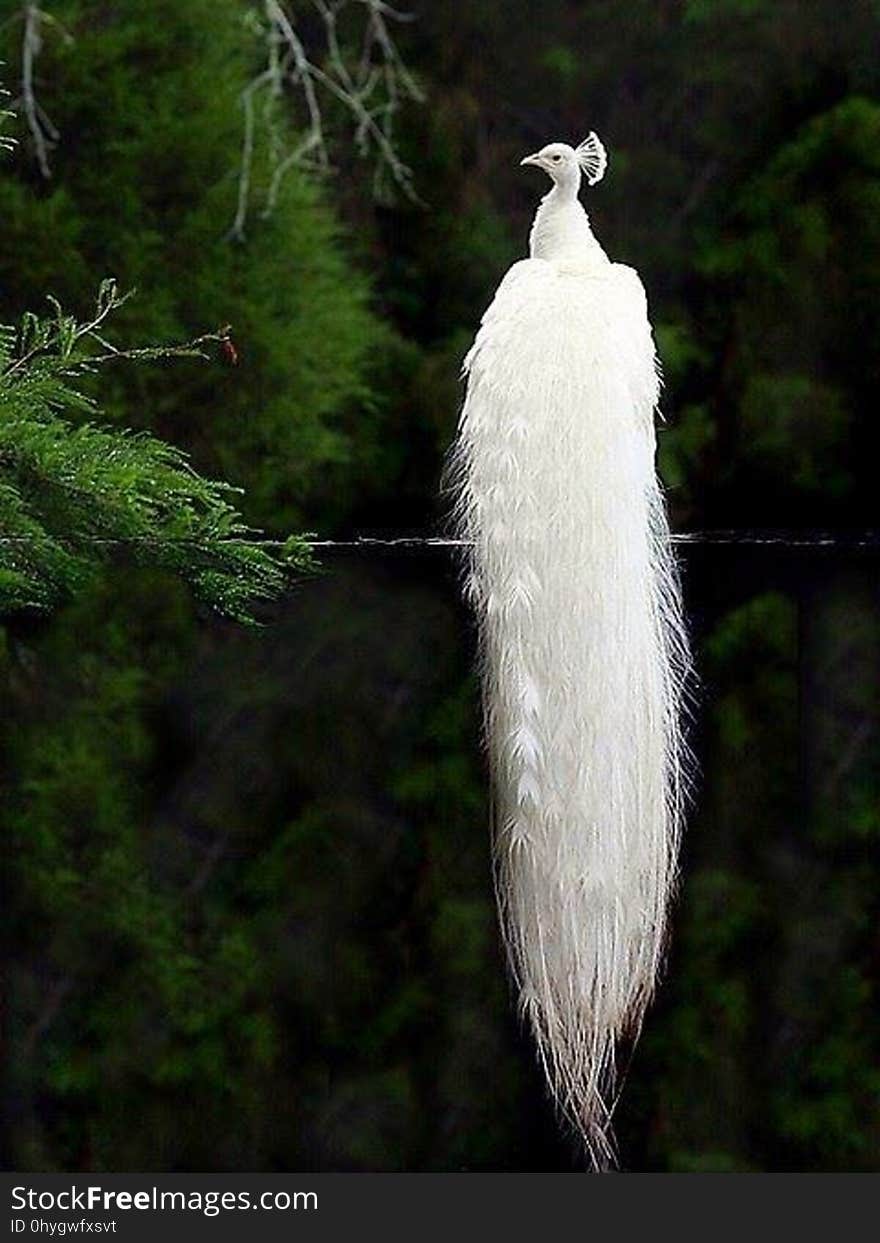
[0,283,312,621]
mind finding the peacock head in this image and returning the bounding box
[520,133,608,192]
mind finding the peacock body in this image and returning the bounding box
[448,134,690,1167]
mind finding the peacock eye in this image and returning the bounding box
[552,155,561,162]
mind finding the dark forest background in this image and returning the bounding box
[2,0,879,1171]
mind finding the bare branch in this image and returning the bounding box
[228,74,259,242]
[0,85,16,153]
[15,4,73,178]
[231,0,424,236]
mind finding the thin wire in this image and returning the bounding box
[309,530,880,550]
[0,530,878,551]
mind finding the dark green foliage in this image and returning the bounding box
[0,281,309,618]
[692,97,880,521]
[0,0,388,530]
[621,582,880,1172]
[4,562,545,1170]
[3,0,880,1173]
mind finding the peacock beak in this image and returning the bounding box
[520,152,542,167]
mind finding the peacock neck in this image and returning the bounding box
[528,182,608,268]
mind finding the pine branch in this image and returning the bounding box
[0,283,312,621]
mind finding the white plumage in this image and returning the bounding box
[447,134,690,1167]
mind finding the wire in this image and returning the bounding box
[1,530,878,551]
[309,530,880,550]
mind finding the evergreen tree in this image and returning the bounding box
[4,0,880,1172]
[0,2,389,1171]
[0,0,388,529]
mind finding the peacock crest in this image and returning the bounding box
[576,131,608,185]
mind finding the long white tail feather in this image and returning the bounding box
[448,251,690,1167]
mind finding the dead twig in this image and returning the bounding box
[229,0,423,238]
